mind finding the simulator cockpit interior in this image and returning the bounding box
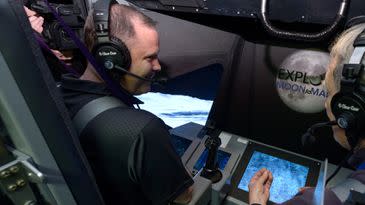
[1,0,365,204]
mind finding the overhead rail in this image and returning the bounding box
[260,0,349,41]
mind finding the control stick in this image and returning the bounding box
[200,128,223,183]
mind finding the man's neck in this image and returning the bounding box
[79,64,134,95]
[80,64,104,83]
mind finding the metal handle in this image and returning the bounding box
[260,0,348,41]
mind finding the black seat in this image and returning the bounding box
[0,1,105,204]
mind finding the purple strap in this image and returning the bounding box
[42,0,141,106]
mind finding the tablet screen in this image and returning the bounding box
[238,151,309,203]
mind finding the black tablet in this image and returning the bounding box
[230,141,320,204]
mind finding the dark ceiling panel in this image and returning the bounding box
[131,0,365,25]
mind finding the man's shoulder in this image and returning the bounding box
[90,106,166,134]
[107,106,159,122]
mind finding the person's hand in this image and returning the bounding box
[298,186,312,194]
[51,49,73,62]
[24,6,44,34]
[248,168,273,205]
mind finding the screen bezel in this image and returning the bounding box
[229,141,321,204]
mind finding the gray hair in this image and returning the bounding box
[84,4,157,51]
[329,23,365,91]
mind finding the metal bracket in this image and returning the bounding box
[0,160,45,184]
[0,147,46,205]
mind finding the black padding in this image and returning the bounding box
[2,1,104,204]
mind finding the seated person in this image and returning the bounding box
[248,23,365,205]
[60,3,194,205]
[24,5,84,80]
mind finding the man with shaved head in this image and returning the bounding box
[61,3,193,205]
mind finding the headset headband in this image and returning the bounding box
[345,16,365,30]
[342,28,365,93]
[93,0,117,38]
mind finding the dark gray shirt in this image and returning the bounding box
[61,74,193,205]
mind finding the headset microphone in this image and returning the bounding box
[114,64,168,85]
[301,121,337,147]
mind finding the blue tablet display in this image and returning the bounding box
[238,151,309,204]
[170,134,192,157]
[193,148,231,171]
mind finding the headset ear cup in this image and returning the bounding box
[331,93,356,148]
[92,37,132,80]
[345,15,365,29]
[110,36,131,69]
[331,91,365,147]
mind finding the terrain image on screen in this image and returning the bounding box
[238,151,309,203]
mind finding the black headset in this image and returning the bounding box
[91,0,131,81]
[91,0,165,84]
[330,26,365,148]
